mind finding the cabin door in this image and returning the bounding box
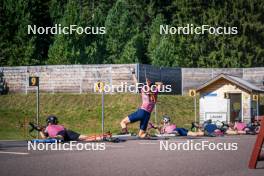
[229,93,242,122]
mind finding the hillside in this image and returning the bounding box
[0,93,196,139]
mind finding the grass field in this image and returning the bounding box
[0,93,197,140]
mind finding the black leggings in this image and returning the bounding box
[57,130,80,141]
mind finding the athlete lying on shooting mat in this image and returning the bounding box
[148,115,260,137]
[224,119,259,135]
[192,119,259,136]
[148,115,204,137]
[35,115,111,141]
[191,120,224,137]
[119,69,163,138]
[149,117,231,137]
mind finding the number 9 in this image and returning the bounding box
[31,77,36,86]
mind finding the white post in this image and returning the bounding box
[79,79,82,94]
[25,69,28,94]
[257,96,259,121]
[101,90,105,136]
[194,95,197,132]
[194,95,197,123]
[110,65,113,94]
[36,84,40,138]
[227,99,230,123]
[154,104,157,124]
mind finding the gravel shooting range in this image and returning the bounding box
[1,1,264,176]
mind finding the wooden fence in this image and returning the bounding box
[0,64,263,94]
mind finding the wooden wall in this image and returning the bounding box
[243,68,264,89]
[0,65,263,94]
[0,64,136,93]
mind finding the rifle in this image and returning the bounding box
[28,122,46,138]
[144,67,157,102]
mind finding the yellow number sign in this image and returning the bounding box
[95,82,104,92]
[189,89,196,97]
[253,94,259,101]
[29,77,39,86]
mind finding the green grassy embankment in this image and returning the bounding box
[1,93,264,140]
[0,93,197,140]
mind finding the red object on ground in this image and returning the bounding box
[248,118,264,169]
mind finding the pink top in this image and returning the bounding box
[161,124,177,134]
[234,122,246,131]
[140,89,158,113]
[45,124,65,137]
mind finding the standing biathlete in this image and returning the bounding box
[120,72,162,138]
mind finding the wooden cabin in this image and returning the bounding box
[196,74,264,124]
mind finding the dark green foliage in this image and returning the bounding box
[1,0,263,67]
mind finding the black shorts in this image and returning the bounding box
[57,130,80,141]
[128,109,151,131]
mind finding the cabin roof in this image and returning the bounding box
[196,73,264,93]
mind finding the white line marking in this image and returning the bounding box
[0,151,29,155]
[112,134,132,138]
[106,145,125,148]
[167,136,255,141]
[138,142,158,145]
[211,137,255,140]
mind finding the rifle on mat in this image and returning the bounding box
[28,122,46,138]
